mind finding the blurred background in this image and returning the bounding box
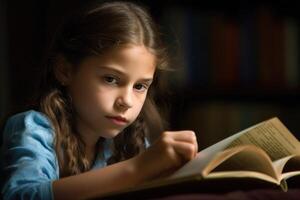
[1,0,300,149]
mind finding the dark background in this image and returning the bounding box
[1,0,300,149]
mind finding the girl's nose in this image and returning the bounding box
[115,87,133,110]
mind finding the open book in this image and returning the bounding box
[103,117,300,198]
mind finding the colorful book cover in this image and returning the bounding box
[161,6,189,88]
[210,13,226,87]
[210,14,240,88]
[284,17,299,89]
[185,11,211,87]
[257,6,285,88]
[239,9,259,87]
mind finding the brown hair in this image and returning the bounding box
[38,1,170,177]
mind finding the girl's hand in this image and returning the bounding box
[132,131,198,181]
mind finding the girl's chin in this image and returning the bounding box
[100,129,124,139]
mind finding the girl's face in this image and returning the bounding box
[66,45,156,141]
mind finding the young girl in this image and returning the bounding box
[1,1,198,199]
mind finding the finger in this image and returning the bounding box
[170,131,198,155]
[171,140,198,161]
[165,131,197,144]
[194,140,198,157]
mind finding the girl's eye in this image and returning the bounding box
[103,75,118,85]
[134,83,148,92]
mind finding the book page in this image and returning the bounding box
[272,156,294,175]
[277,155,300,180]
[167,117,300,182]
[227,118,300,161]
[168,130,246,180]
[202,146,277,179]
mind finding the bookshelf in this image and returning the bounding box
[146,1,300,148]
[168,88,300,149]
[157,2,300,89]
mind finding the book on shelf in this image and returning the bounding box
[240,10,259,86]
[185,10,211,86]
[285,17,299,88]
[257,7,286,87]
[102,117,300,199]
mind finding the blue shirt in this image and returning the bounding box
[1,110,114,200]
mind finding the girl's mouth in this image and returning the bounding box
[106,116,128,125]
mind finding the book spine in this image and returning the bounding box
[257,6,285,88]
[240,10,259,87]
[222,18,240,87]
[161,7,189,88]
[210,13,225,87]
[185,11,210,87]
[285,17,299,88]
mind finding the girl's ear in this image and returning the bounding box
[54,55,73,86]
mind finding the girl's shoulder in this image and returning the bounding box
[5,110,52,129]
[2,110,54,145]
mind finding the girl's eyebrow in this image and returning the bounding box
[98,65,126,75]
[140,78,153,85]
[98,65,153,83]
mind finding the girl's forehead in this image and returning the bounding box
[77,45,156,77]
[107,44,155,58]
[94,45,156,66]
